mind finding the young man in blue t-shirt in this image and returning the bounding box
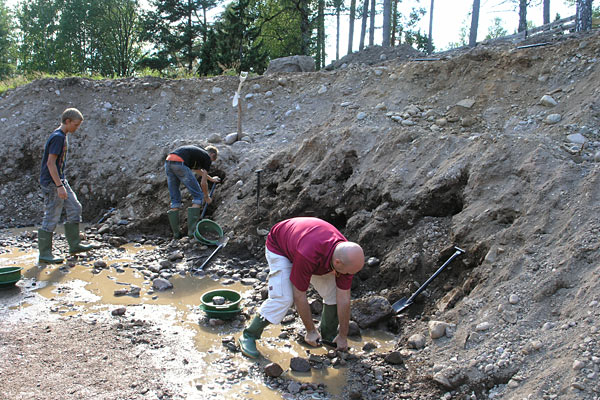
[38,108,92,263]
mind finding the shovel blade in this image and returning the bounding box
[218,235,229,247]
[392,297,412,313]
[198,236,229,270]
[320,339,337,348]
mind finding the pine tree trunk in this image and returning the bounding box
[336,6,340,60]
[348,0,356,54]
[469,0,480,47]
[391,0,398,46]
[203,7,208,42]
[317,0,325,69]
[518,0,527,33]
[299,0,311,55]
[369,0,375,46]
[322,27,326,68]
[359,0,368,50]
[543,0,550,25]
[382,0,391,47]
[188,4,193,73]
[576,0,592,31]
[427,0,434,54]
[315,5,321,68]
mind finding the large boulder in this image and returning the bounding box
[265,55,315,74]
[351,295,394,328]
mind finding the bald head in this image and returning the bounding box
[332,241,365,275]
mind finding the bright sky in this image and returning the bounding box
[326,0,576,62]
[6,0,577,65]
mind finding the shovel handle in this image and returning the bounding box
[406,246,465,304]
[201,182,217,220]
[198,243,224,270]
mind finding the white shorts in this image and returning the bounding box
[258,249,337,324]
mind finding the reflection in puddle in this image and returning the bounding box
[0,244,398,399]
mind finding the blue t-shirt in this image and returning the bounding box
[40,129,68,186]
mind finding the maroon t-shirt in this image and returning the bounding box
[265,217,353,291]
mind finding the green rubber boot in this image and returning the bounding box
[167,210,181,239]
[320,304,339,342]
[37,229,64,264]
[64,222,93,255]
[238,315,270,359]
[187,207,201,237]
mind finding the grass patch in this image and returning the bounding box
[0,75,32,94]
[0,72,113,95]
[0,68,255,94]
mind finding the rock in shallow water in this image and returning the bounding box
[152,278,173,291]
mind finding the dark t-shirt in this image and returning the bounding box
[171,146,212,170]
[40,129,67,186]
[266,217,353,291]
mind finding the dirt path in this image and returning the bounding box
[0,318,174,400]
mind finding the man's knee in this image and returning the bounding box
[260,296,294,324]
[64,200,82,221]
[69,202,82,216]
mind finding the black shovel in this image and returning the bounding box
[201,182,218,220]
[392,246,466,313]
[197,235,229,270]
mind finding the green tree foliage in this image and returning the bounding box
[142,0,320,76]
[204,0,319,73]
[251,0,304,59]
[97,0,143,77]
[392,5,428,51]
[403,29,429,51]
[198,0,219,41]
[16,0,62,73]
[210,0,268,74]
[140,0,212,74]
[0,0,15,78]
[485,17,508,39]
[15,0,142,76]
[284,0,314,57]
[54,0,101,74]
[197,27,219,75]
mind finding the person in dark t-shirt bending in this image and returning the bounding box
[165,145,220,238]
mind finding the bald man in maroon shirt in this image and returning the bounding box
[238,217,364,359]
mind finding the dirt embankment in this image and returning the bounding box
[1,30,600,399]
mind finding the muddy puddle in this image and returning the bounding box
[0,240,397,399]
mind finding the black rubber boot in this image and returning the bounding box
[37,229,64,264]
[320,304,339,342]
[187,207,201,237]
[238,315,270,358]
[64,222,93,255]
[167,210,181,239]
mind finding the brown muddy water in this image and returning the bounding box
[0,240,396,399]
